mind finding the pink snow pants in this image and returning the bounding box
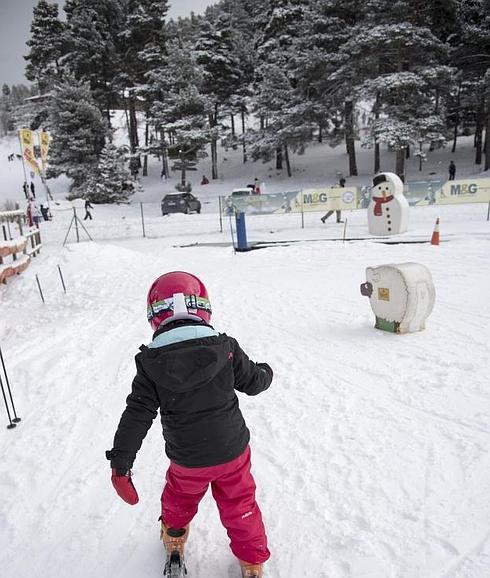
[161,445,270,564]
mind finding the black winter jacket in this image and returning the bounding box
[107,323,272,470]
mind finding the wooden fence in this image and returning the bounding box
[0,210,42,285]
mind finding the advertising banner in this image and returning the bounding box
[414,178,490,206]
[221,178,490,216]
[300,186,360,212]
[39,131,50,170]
[223,191,301,215]
[18,128,40,176]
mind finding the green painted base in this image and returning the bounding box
[375,317,400,333]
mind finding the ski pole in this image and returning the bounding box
[58,264,67,293]
[0,374,16,429]
[0,346,21,424]
[36,274,45,303]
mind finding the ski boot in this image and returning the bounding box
[161,522,189,577]
[239,561,263,577]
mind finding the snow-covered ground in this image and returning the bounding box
[1,131,489,577]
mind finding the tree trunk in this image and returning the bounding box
[230,114,235,137]
[451,121,459,153]
[179,149,186,187]
[128,97,140,173]
[405,145,410,159]
[318,122,323,143]
[475,95,484,165]
[212,139,218,179]
[241,108,247,164]
[451,79,462,153]
[160,130,169,177]
[344,99,358,176]
[276,146,283,170]
[374,143,380,173]
[395,148,405,181]
[485,105,490,171]
[209,104,219,180]
[374,93,380,173]
[284,144,291,177]
[143,121,149,177]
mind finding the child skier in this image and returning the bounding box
[106,271,272,578]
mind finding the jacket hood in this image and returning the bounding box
[138,335,230,393]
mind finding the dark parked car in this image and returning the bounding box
[161,193,201,215]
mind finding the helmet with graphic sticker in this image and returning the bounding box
[147,271,212,331]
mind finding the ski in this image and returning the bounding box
[163,550,187,577]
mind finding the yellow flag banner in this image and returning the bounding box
[39,131,50,170]
[19,129,40,175]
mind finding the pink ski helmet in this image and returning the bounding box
[147,271,212,331]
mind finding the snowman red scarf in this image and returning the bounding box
[371,194,394,216]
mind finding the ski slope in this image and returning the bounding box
[1,202,489,577]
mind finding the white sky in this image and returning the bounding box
[0,0,216,86]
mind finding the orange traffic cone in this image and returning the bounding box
[430,218,440,246]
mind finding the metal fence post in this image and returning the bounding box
[218,197,223,233]
[74,207,80,243]
[301,191,305,229]
[140,202,146,238]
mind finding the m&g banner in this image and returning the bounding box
[300,187,358,212]
[414,178,490,206]
[223,188,359,215]
[222,178,490,215]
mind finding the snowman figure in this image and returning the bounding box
[368,172,409,236]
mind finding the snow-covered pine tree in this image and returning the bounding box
[165,12,203,45]
[86,143,140,203]
[117,0,170,176]
[335,0,451,179]
[24,0,66,93]
[149,42,210,186]
[2,84,43,134]
[201,0,261,164]
[46,77,109,195]
[450,0,490,165]
[0,85,14,136]
[195,14,243,179]
[63,0,126,121]
[290,0,365,176]
[252,0,310,173]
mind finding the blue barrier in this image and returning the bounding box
[235,211,248,251]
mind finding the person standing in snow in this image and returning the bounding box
[84,200,93,220]
[40,204,51,221]
[321,177,345,224]
[448,160,456,181]
[26,202,33,227]
[106,271,272,578]
[32,204,42,228]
